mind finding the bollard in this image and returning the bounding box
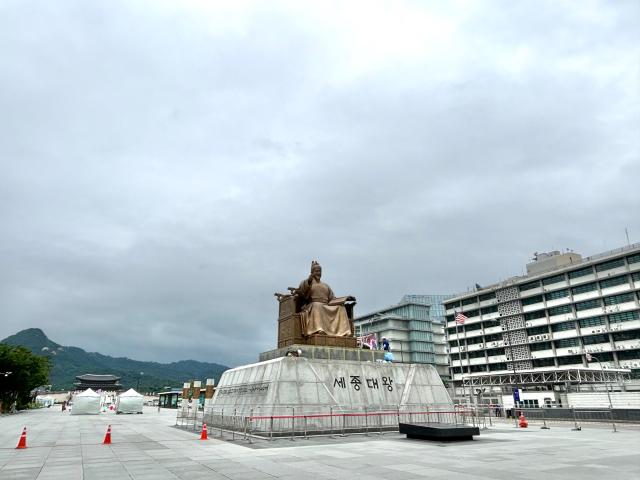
[609,407,617,433]
[571,408,581,431]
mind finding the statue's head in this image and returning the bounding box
[310,260,322,279]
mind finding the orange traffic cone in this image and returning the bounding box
[103,425,112,444]
[519,413,528,428]
[16,427,27,449]
[200,423,208,440]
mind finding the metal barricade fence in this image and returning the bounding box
[178,403,476,440]
[482,405,620,432]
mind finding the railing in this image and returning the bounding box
[176,404,479,440]
[176,403,640,440]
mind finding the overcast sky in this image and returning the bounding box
[1,0,638,368]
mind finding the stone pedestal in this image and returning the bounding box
[204,357,453,435]
[259,345,384,362]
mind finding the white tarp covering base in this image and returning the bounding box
[116,388,144,414]
[35,395,54,407]
[71,388,101,415]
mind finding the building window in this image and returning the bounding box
[481,305,498,315]
[582,334,609,345]
[543,274,566,285]
[479,292,496,301]
[520,281,540,292]
[618,350,640,361]
[600,275,629,289]
[579,316,606,328]
[595,258,625,272]
[609,310,640,323]
[627,253,640,264]
[482,319,500,328]
[466,336,484,345]
[575,299,601,311]
[612,331,638,342]
[485,333,502,342]
[554,338,580,348]
[633,272,640,282]
[462,297,478,306]
[464,309,479,318]
[465,323,482,332]
[522,295,544,306]
[468,350,485,359]
[545,289,569,301]
[445,301,461,311]
[557,355,583,365]
[569,267,593,279]
[571,282,598,295]
[549,305,573,316]
[524,310,546,320]
[551,321,575,332]
[486,347,505,356]
[533,358,555,368]
[527,326,549,336]
[489,362,507,371]
[411,352,435,363]
[603,293,635,306]
[530,341,553,351]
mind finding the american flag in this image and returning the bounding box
[455,312,467,325]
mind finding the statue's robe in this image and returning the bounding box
[297,279,351,336]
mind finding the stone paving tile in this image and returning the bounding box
[2,407,640,480]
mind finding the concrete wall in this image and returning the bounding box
[567,392,640,408]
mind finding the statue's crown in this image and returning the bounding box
[311,260,320,270]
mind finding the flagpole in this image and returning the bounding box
[455,313,464,404]
[463,323,473,406]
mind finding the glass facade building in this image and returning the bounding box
[355,295,451,379]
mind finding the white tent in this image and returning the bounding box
[116,388,144,414]
[71,388,101,415]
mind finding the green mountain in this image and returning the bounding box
[1,328,229,392]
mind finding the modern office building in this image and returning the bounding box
[443,244,640,404]
[355,295,450,380]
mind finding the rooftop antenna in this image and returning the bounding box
[625,227,631,246]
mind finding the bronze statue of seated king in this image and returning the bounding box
[274,261,357,348]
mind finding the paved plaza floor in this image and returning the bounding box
[1,407,639,479]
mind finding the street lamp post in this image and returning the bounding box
[585,353,616,432]
[585,354,613,408]
[136,372,144,392]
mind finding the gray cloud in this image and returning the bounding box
[1,0,638,367]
